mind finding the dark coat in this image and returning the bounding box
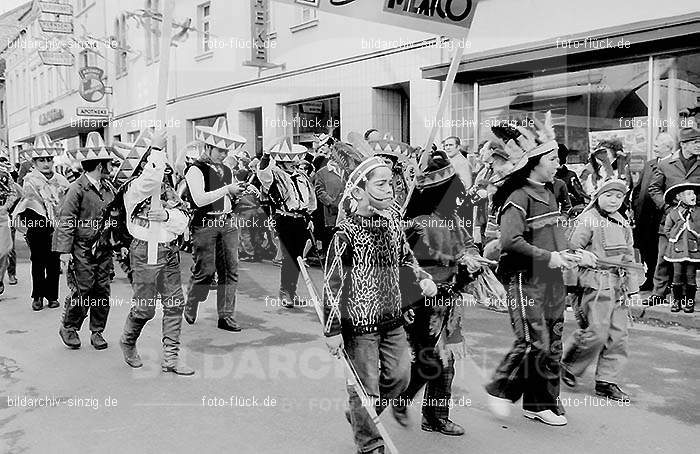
[53,174,115,254]
[648,150,700,236]
[664,206,700,263]
[632,158,663,237]
[313,164,344,227]
[553,178,572,215]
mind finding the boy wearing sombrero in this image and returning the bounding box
[662,182,700,313]
[560,178,643,403]
[12,135,69,308]
[55,132,117,350]
[118,129,195,375]
[257,138,316,308]
[183,117,246,332]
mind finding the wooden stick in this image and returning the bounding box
[297,257,400,454]
[147,0,173,264]
[401,32,470,215]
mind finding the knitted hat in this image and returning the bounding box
[488,111,558,181]
[66,132,116,163]
[664,182,700,205]
[19,134,63,161]
[583,178,629,212]
[269,138,307,162]
[195,116,246,150]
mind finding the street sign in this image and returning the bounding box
[270,0,479,38]
[78,66,105,102]
[39,20,74,34]
[76,107,109,117]
[38,50,74,66]
[39,1,74,15]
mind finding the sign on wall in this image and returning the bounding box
[78,67,106,102]
[76,106,109,117]
[245,0,272,68]
[39,1,74,15]
[39,20,74,34]
[270,0,479,38]
[38,50,74,66]
[38,108,64,125]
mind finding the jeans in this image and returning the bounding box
[123,239,185,364]
[485,270,566,413]
[186,221,239,318]
[343,326,410,453]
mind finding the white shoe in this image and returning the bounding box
[523,409,567,426]
[487,394,512,419]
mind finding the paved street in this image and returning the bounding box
[1,243,698,454]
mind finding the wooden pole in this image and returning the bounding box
[147,0,173,264]
[401,34,468,215]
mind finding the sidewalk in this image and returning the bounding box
[632,291,700,330]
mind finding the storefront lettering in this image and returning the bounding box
[385,0,472,22]
[38,108,64,125]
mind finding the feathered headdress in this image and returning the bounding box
[333,132,391,224]
[485,111,558,183]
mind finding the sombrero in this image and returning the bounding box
[664,182,700,205]
[269,138,307,162]
[19,133,63,161]
[66,132,116,163]
[112,129,154,186]
[195,116,246,150]
[367,132,414,162]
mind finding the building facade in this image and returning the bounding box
[1,0,699,168]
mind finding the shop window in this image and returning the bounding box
[477,60,649,166]
[286,96,340,147]
[650,52,700,144]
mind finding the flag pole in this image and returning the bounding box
[148,0,173,264]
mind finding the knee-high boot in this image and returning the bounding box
[670,284,684,313]
[161,312,195,375]
[684,284,696,313]
[120,313,147,368]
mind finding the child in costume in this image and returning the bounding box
[560,178,643,403]
[662,182,700,313]
[483,113,591,426]
[394,150,488,436]
[323,149,436,454]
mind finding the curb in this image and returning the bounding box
[630,304,700,330]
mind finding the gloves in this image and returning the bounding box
[419,279,437,297]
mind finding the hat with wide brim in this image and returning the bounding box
[195,116,246,150]
[19,133,63,161]
[368,133,414,162]
[269,138,308,162]
[112,129,154,186]
[664,182,700,205]
[66,132,117,163]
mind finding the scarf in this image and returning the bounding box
[13,168,70,223]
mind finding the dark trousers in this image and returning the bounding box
[62,246,113,333]
[399,304,455,421]
[485,270,566,413]
[26,228,60,301]
[274,214,309,297]
[637,232,658,288]
[8,227,16,277]
[672,262,696,285]
[652,234,672,297]
[122,239,185,365]
[186,222,239,318]
[343,326,411,453]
